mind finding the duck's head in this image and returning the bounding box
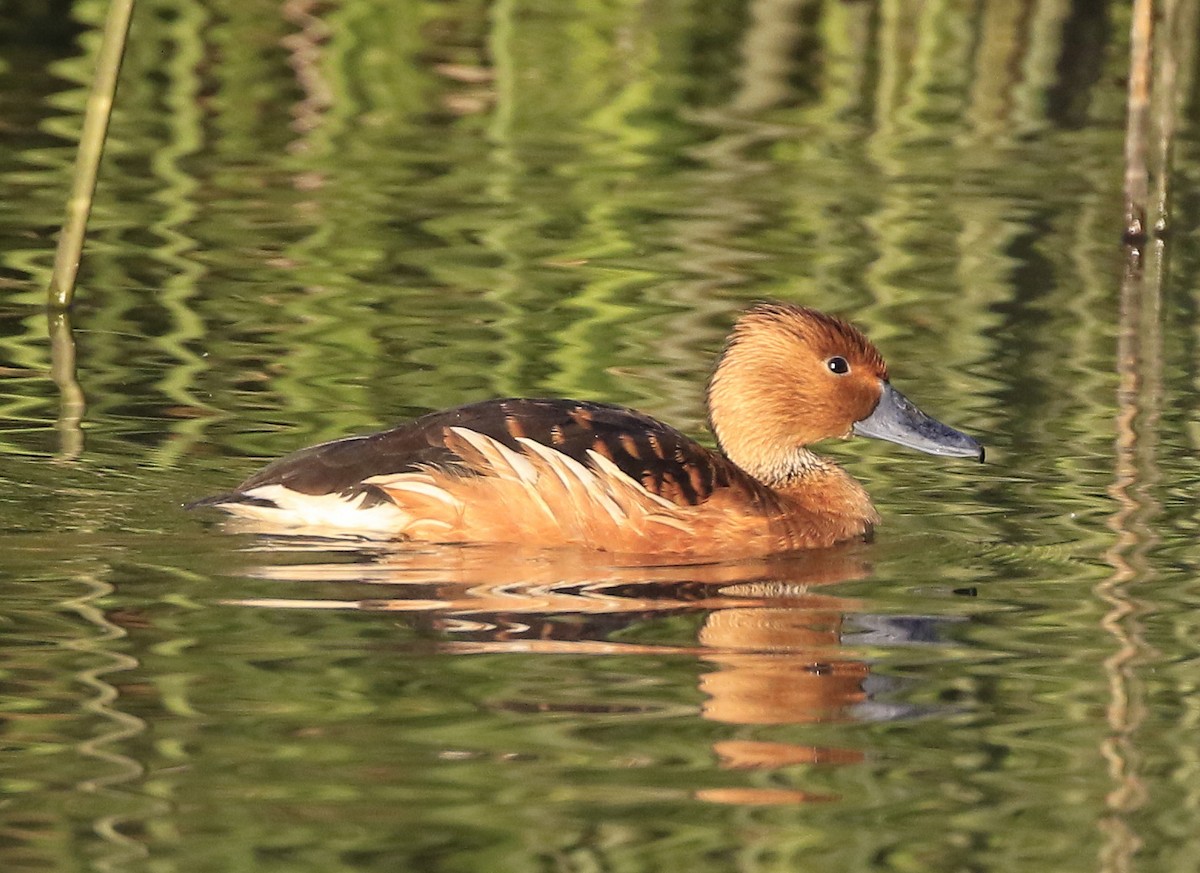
[707,302,983,485]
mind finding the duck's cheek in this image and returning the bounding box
[831,378,885,427]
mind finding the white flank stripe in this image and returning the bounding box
[585,449,678,510]
[450,427,539,484]
[646,514,691,533]
[516,438,577,490]
[516,438,626,526]
[542,447,627,526]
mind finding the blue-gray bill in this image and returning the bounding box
[852,382,984,462]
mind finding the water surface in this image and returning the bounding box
[3,2,1199,871]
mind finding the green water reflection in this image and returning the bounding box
[4,0,1200,871]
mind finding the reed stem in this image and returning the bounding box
[1122,0,1154,244]
[47,0,135,310]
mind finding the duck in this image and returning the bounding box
[190,302,983,556]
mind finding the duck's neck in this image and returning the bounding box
[727,443,877,521]
[707,386,877,525]
[720,440,831,490]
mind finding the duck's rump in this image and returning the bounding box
[191,399,783,546]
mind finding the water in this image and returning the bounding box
[3,1,1199,870]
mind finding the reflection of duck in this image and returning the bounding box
[193,303,982,556]
[229,547,880,721]
[224,546,961,805]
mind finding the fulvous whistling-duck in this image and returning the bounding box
[191,303,983,556]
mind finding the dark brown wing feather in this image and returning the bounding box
[198,398,758,509]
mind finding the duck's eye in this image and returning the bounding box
[827,356,850,375]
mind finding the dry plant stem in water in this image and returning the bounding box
[47,0,135,309]
[1122,0,1153,243]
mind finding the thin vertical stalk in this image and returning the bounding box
[1122,0,1153,242]
[1097,0,1197,867]
[47,0,135,310]
[1152,0,1196,234]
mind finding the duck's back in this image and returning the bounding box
[196,398,788,549]
[236,398,746,502]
